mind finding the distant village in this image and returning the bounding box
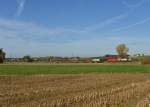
[4,55,131,63]
[0,44,147,64]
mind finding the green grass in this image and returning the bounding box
[0,64,150,75]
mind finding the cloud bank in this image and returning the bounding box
[1,17,150,57]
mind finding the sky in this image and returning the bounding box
[0,0,150,57]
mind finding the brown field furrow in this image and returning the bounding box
[0,74,150,107]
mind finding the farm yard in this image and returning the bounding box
[0,64,150,107]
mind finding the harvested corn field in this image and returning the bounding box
[1,74,150,107]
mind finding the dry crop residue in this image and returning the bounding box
[0,74,150,107]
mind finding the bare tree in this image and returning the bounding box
[116,44,129,58]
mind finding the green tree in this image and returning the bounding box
[23,55,33,62]
[0,48,6,63]
[116,44,129,58]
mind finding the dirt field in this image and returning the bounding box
[1,74,150,107]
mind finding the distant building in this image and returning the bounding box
[105,55,118,62]
[104,55,131,62]
[92,58,100,63]
[133,54,144,57]
[91,57,105,63]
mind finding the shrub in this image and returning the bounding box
[23,55,33,62]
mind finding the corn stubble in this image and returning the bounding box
[0,74,150,107]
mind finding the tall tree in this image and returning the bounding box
[0,48,5,63]
[116,44,129,58]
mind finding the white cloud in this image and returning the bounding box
[0,18,117,57]
[84,0,149,32]
[15,0,26,17]
[0,18,92,45]
[0,18,150,57]
[84,13,129,32]
[112,17,150,32]
[120,0,149,8]
[0,19,69,40]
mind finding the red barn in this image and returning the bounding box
[105,55,118,62]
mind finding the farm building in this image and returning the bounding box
[105,55,118,62]
[91,57,105,63]
[105,55,132,62]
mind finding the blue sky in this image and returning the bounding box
[0,0,150,57]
